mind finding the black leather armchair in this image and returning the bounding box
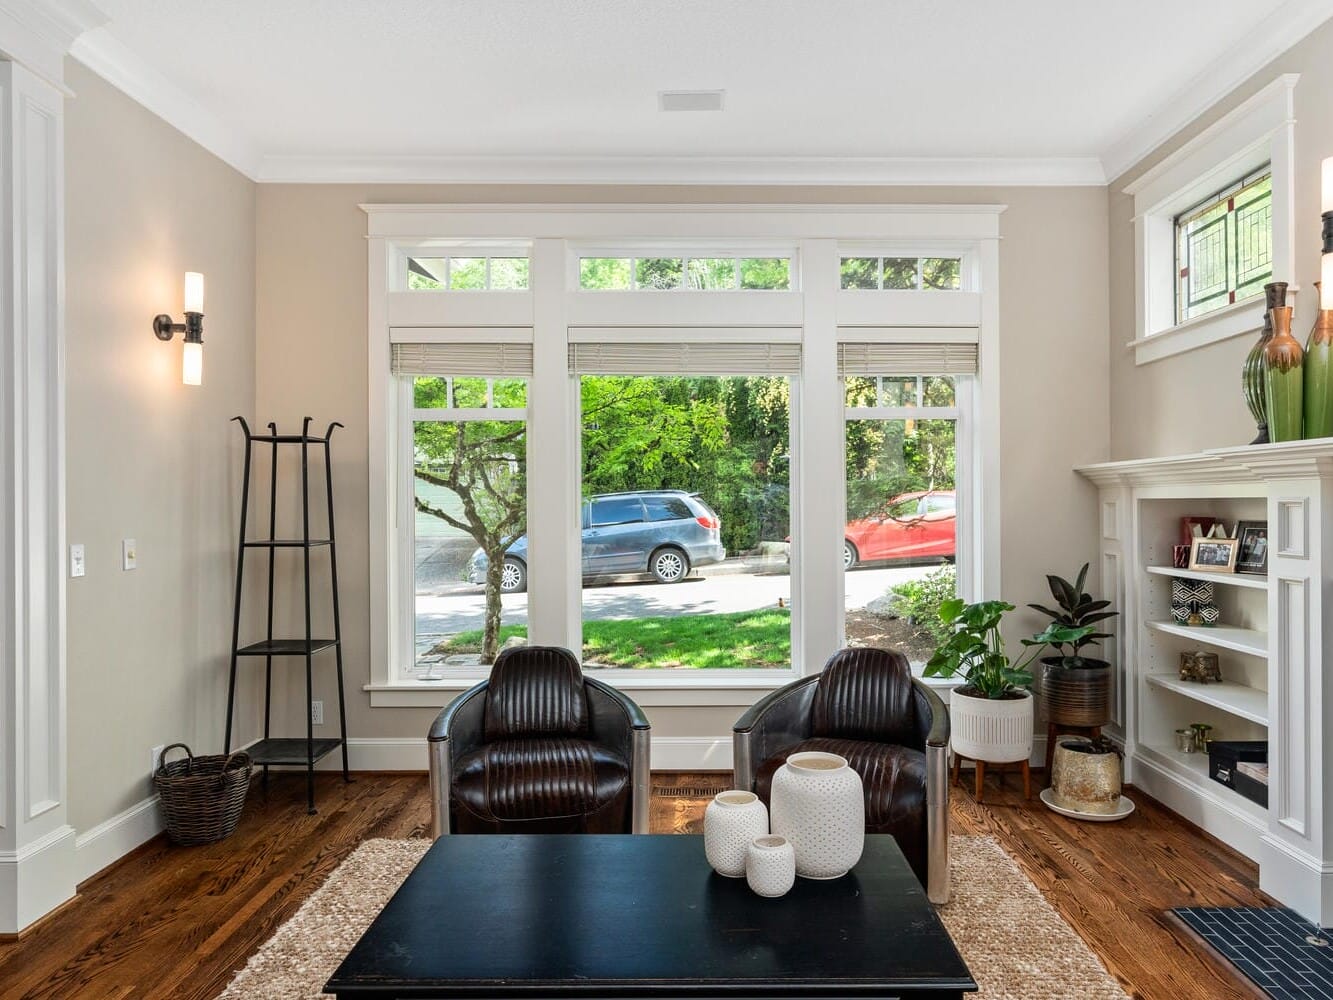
[427,646,651,836]
[732,647,950,903]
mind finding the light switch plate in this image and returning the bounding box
[70,544,85,578]
[122,538,137,571]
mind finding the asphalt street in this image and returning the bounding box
[414,563,936,646]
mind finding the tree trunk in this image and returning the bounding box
[481,549,505,664]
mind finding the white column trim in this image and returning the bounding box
[0,56,74,935]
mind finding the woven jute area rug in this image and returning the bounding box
[219,834,1127,1000]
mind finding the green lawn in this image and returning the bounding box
[437,608,792,669]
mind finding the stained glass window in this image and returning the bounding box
[1175,169,1272,323]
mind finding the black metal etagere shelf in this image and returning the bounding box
[224,416,350,814]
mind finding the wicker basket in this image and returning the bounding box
[154,743,252,846]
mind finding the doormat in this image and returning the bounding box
[1173,906,1333,999]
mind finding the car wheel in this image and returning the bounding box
[500,557,527,593]
[843,540,859,570]
[650,547,689,584]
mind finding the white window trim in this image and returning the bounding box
[1126,73,1298,366]
[363,205,1003,707]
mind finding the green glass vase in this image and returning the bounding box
[1264,305,1304,443]
[1242,282,1287,444]
[1304,283,1333,440]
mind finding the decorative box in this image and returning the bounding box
[1207,740,1269,808]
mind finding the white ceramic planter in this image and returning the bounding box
[769,751,864,879]
[950,688,1034,763]
[704,790,769,877]
[746,835,796,898]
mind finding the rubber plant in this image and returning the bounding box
[923,598,1093,699]
[1027,562,1118,668]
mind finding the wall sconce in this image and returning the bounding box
[153,271,204,385]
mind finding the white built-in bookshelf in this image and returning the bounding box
[1078,440,1333,926]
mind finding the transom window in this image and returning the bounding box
[578,255,791,290]
[407,255,530,291]
[840,256,961,291]
[1174,167,1272,324]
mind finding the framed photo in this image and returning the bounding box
[1188,536,1239,573]
[1235,520,1269,576]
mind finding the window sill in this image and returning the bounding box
[1130,288,1298,366]
[366,669,962,709]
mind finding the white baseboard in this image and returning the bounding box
[312,737,426,772]
[73,796,163,885]
[651,737,732,771]
[0,825,77,934]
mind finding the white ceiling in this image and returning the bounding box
[70,0,1333,184]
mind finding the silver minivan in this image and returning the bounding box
[468,490,726,593]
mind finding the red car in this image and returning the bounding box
[843,490,956,569]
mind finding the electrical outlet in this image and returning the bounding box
[122,538,137,571]
[311,700,324,726]
[150,744,166,784]
[70,544,85,578]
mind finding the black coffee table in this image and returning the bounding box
[325,834,975,999]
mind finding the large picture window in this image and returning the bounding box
[576,374,793,669]
[367,208,1000,702]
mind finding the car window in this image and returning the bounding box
[590,496,646,526]
[643,496,692,522]
[885,496,923,520]
[924,494,955,514]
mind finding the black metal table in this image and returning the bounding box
[325,834,976,999]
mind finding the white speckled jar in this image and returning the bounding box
[745,835,796,898]
[704,790,769,877]
[769,751,865,879]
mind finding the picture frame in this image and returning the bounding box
[1188,536,1239,573]
[1235,520,1269,576]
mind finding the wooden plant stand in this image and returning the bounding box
[951,753,1030,803]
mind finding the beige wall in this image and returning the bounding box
[64,61,259,833]
[1109,17,1333,460]
[255,184,1110,745]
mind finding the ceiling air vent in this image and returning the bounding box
[658,90,725,112]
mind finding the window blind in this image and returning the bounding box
[391,342,534,377]
[836,342,977,376]
[568,342,802,376]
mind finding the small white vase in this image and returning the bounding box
[704,790,769,877]
[769,751,864,879]
[950,688,1034,763]
[746,835,796,898]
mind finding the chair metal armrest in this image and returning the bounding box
[427,681,487,838]
[912,678,950,747]
[585,677,652,834]
[912,679,951,904]
[731,675,819,791]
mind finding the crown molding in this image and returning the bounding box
[1100,0,1333,183]
[258,153,1106,187]
[0,0,105,89]
[69,27,261,178]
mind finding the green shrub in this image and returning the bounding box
[885,565,957,644]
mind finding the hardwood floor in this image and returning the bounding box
[0,774,430,1000]
[950,777,1267,1000]
[0,771,1266,1000]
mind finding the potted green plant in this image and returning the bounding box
[924,599,1091,763]
[1028,564,1119,729]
